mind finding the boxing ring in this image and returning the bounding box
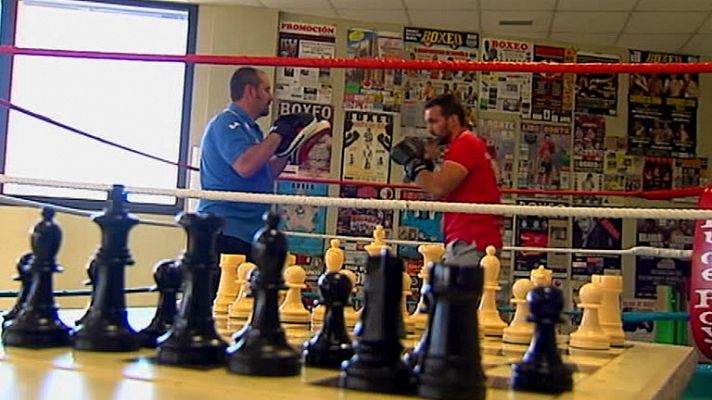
[0,43,709,399]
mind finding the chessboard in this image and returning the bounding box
[0,308,697,400]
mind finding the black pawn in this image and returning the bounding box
[414,263,486,400]
[3,252,34,325]
[340,249,414,394]
[71,185,140,351]
[138,259,181,348]
[2,208,70,348]
[75,258,98,326]
[226,212,301,376]
[156,212,227,365]
[302,271,354,368]
[511,285,574,393]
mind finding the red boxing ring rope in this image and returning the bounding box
[1,44,712,74]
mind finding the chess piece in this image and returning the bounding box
[478,246,507,336]
[340,269,359,328]
[312,239,344,328]
[226,212,301,376]
[502,278,535,344]
[3,252,33,325]
[214,254,244,335]
[228,262,257,333]
[364,224,390,255]
[71,185,140,351]
[302,264,354,368]
[2,208,70,348]
[530,265,553,287]
[156,212,228,365]
[511,285,574,393]
[402,272,415,334]
[408,244,444,332]
[74,258,98,326]
[340,249,414,394]
[138,259,181,348]
[414,262,486,400]
[569,282,611,350]
[278,253,297,305]
[279,265,310,324]
[591,274,625,347]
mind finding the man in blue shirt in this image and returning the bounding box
[198,67,319,262]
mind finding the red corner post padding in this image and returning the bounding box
[691,184,712,360]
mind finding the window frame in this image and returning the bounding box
[0,0,198,215]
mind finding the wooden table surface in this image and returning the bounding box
[0,308,698,400]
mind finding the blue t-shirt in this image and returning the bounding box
[197,103,273,243]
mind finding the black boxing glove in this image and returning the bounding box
[405,157,434,181]
[270,113,331,158]
[390,137,425,166]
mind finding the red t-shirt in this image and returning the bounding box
[442,130,503,251]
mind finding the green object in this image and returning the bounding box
[655,286,677,344]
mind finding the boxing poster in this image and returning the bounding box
[397,189,443,259]
[531,45,575,124]
[603,150,643,192]
[574,53,619,116]
[635,219,694,298]
[673,157,708,203]
[513,198,570,279]
[401,27,479,128]
[336,184,395,238]
[276,21,335,104]
[479,37,533,118]
[478,115,518,189]
[517,121,571,190]
[573,114,605,173]
[276,181,328,256]
[571,217,622,279]
[573,172,603,205]
[628,50,698,158]
[344,29,403,112]
[341,110,394,183]
[275,100,333,178]
[642,157,673,191]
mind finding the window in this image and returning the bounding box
[0,0,197,212]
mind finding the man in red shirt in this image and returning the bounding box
[391,93,503,265]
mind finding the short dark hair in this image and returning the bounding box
[230,67,262,101]
[424,93,465,126]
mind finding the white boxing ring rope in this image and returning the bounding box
[2,174,712,220]
[283,231,692,260]
[0,174,699,261]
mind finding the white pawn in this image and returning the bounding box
[402,272,415,334]
[280,264,310,324]
[502,278,535,344]
[478,245,507,336]
[279,253,297,305]
[312,239,344,329]
[340,269,359,329]
[592,274,625,347]
[569,282,611,350]
[228,262,257,334]
[408,244,445,332]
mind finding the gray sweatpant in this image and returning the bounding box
[442,240,486,267]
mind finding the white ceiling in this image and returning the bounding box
[206,0,712,55]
